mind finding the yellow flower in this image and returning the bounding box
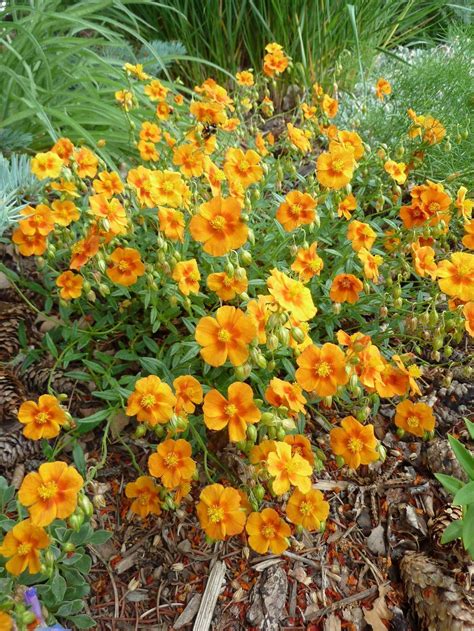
[267,441,312,495]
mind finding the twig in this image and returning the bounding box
[89,545,120,620]
[193,560,226,631]
[305,585,379,621]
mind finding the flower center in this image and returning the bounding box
[309,259,321,271]
[223,276,233,287]
[240,160,249,171]
[299,501,313,516]
[17,543,33,556]
[139,494,150,505]
[164,453,179,468]
[407,415,419,428]
[118,260,130,272]
[428,202,440,213]
[225,404,237,417]
[163,182,174,192]
[140,394,156,409]
[316,361,332,377]
[341,277,353,288]
[332,159,344,172]
[210,215,226,231]
[347,437,363,454]
[289,204,302,217]
[35,412,50,425]
[262,525,276,539]
[217,328,231,342]
[38,481,58,500]
[207,505,224,523]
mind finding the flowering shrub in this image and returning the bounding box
[1,43,473,625]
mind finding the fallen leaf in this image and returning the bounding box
[367,524,386,556]
[363,583,393,631]
[110,411,131,438]
[324,613,341,631]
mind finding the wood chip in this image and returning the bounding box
[193,560,226,631]
[174,594,202,629]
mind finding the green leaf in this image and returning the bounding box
[448,435,474,480]
[66,614,96,628]
[434,473,464,496]
[462,504,474,550]
[56,599,84,616]
[465,418,474,441]
[51,572,67,601]
[72,443,86,477]
[70,524,93,546]
[88,529,113,545]
[453,481,474,506]
[44,332,58,358]
[440,519,463,544]
[76,408,110,431]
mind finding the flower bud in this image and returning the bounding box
[247,425,258,443]
[254,485,265,502]
[396,427,405,438]
[335,455,345,467]
[276,427,286,441]
[267,334,279,351]
[78,494,94,518]
[98,283,110,297]
[240,250,252,266]
[291,327,306,343]
[332,302,341,315]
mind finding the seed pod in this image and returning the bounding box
[240,250,252,266]
[254,485,265,502]
[267,334,279,351]
[277,327,290,346]
[276,426,286,441]
[291,327,306,343]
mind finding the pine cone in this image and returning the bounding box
[400,552,474,630]
[0,429,43,471]
[0,301,35,362]
[425,438,468,483]
[0,370,26,425]
[18,358,93,415]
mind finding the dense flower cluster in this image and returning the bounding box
[3,43,473,572]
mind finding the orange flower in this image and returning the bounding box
[246,295,273,344]
[316,146,355,190]
[463,302,474,336]
[197,484,246,540]
[195,305,256,367]
[152,169,191,208]
[375,363,409,398]
[207,270,248,301]
[384,160,407,185]
[203,382,261,442]
[358,248,383,281]
[287,123,311,152]
[283,434,314,465]
[291,243,324,281]
[156,102,171,120]
[190,100,227,126]
[69,230,100,270]
[51,200,80,226]
[296,343,348,396]
[249,440,276,468]
[356,344,385,390]
[267,441,312,495]
[173,144,206,178]
[276,190,317,232]
[18,462,83,526]
[12,229,47,257]
[263,43,289,77]
[115,89,133,110]
[331,131,364,160]
[265,378,306,417]
[89,194,127,234]
[330,417,378,469]
[138,140,159,162]
[394,400,435,437]
[126,375,176,426]
[422,115,446,145]
[31,151,63,179]
[322,94,338,118]
[347,220,376,252]
[18,395,66,440]
[189,195,247,256]
[19,204,54,236]
[125,476,162,518]
[411,243,437,278]
[148,439,196,489]
[267,268,316,321]
[338,193,357,219]
[456,186,473,220]
[172,259,201,296]
[73,147,98,179]
[51,137,74,165]
[246,508,290,554]
[236,70,254,86]
[158,207,185,242]
[375,78,391,100]
[56,271,83,300]
[144,79,168,101]
[436,252,474,302]
[462,220,474,249]
[173,375,203,415]
[50,178,79,197]
[286,489,329,531]
[106,247,145,287]
[337,330,371,358]
[224,148,263,188]
[330,273,364,304]
[0,612,12,630]
[0,519,49,576]
[392,354,422,397]
[139,121,161,143]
